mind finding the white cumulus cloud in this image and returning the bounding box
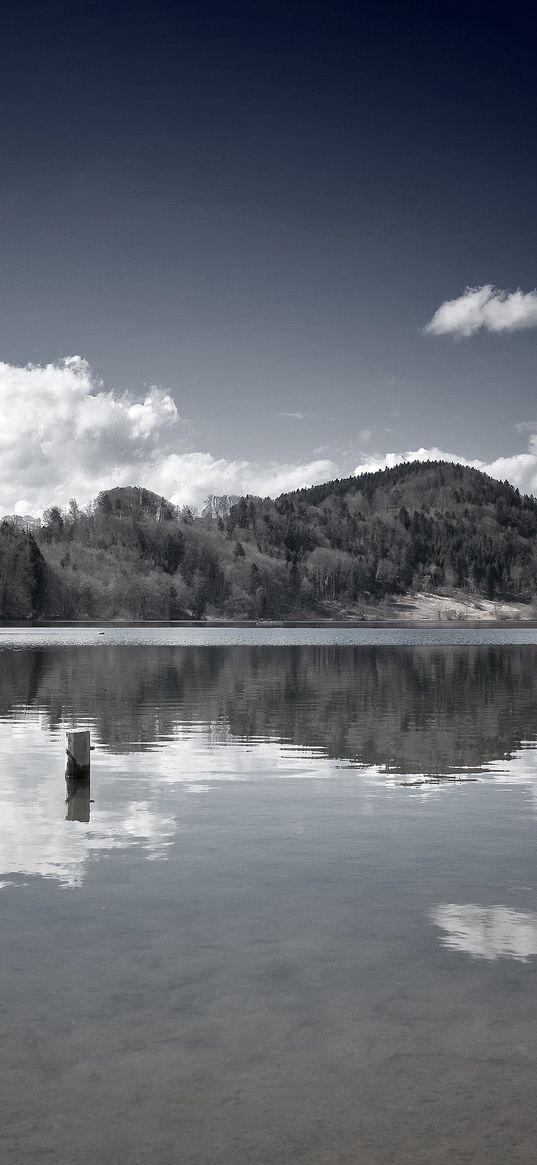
[354,446,483,475]
[354,442,537,497]
[148,452,337,509]
[424,284,537,338]
[6,355,537,517]
[0,356,337,516]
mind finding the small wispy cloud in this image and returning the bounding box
[277,411,337,422]
[515,420,537,433]
[424,285,537,338]
[358,428,372,444]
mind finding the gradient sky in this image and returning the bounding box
[2,0,537,512]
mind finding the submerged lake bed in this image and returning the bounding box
[2,628,537,1163]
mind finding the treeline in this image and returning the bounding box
[2,461,537,619]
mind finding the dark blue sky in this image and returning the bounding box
[2,1,537,510]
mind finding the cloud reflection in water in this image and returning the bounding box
[0,716,337,889]
[430,903,537,961]
[4,642,537,891]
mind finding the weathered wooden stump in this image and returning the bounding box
[65,729,91,778]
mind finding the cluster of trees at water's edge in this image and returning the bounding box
[2,460,537,619]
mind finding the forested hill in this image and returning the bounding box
[2,461,537,620]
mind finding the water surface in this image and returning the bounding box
[2,630,537,1163]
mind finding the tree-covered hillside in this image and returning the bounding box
[3,461,537,619]
[0,522,45,618]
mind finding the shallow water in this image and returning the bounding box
[2,630,537,1163]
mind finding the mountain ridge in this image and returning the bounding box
[2,460,537,620]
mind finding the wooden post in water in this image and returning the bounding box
[65,775,91,822]
[65,729,91,778]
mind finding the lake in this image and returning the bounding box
[2,627,537,1163]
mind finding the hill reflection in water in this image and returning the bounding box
[1,643,537,776]
[4,642,537,1164]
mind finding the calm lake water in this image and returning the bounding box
[3,627,537,1163]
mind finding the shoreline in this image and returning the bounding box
[3,617,537,630]
[4,591,535,630]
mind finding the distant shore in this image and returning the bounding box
[3,617,537,630]
[2,589,536,630]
